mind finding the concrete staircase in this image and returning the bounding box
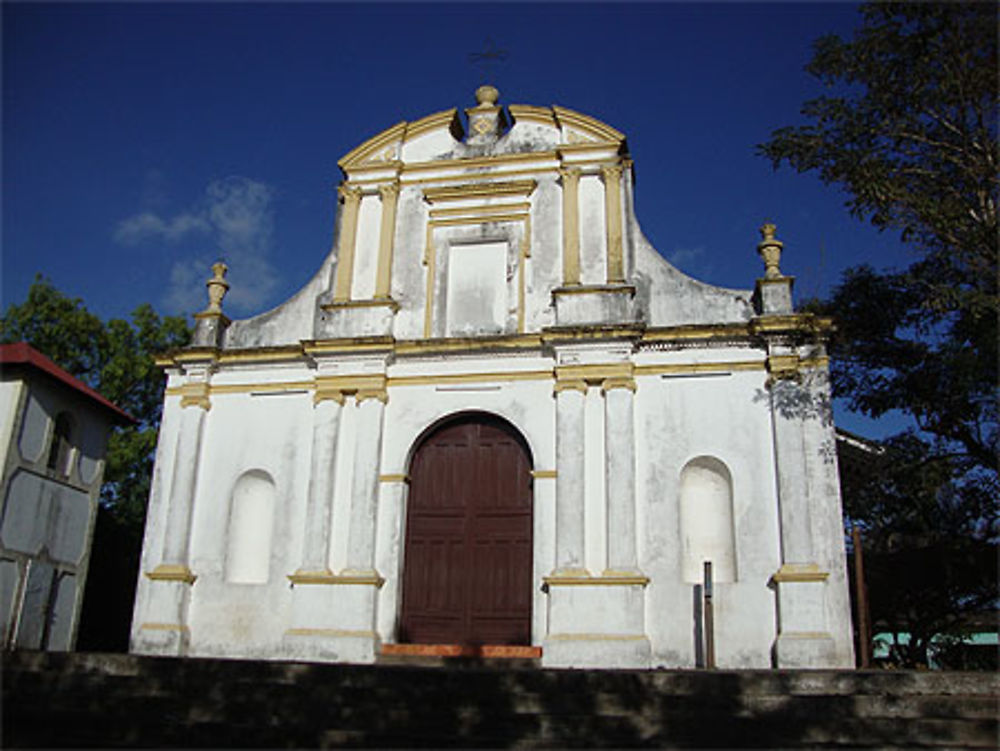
[3,650,997,748]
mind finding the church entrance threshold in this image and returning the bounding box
[398,415,533,648]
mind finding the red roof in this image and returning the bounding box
[0,342,135,424]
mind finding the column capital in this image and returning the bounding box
[601,376,636,395]
[554,378,588,396]
[600,164,624,183]
[179,382,211,411]
[377,181,400,200]
[145,563,197,585]
[558,165,582,183]
[338,184,363,204]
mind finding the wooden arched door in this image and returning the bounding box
[399,414,533,645]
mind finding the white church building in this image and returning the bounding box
[131,86,854,669]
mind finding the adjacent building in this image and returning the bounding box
[0,342,132,650]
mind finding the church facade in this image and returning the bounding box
[131,86,854,669]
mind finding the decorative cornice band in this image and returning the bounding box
[553,378,588,395]
[287,570,385,588]
[601,376,637,394]
[423,180,536,203]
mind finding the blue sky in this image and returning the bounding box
[3,2,912,434]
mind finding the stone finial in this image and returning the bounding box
[204,261,230,314]
[757,222,785,279]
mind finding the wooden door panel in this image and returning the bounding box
[400,416,532,646]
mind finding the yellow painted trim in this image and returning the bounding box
[379,473,410,484]
[285,628,377,639]
[602,164,625,283]
[531,469,557,479]
[509,104,557,127]
[428,213,529,229]
[139,622,190,633]
[429,202,532,219]
[543,574,650,587]
[374,182,400,299]
[394,334,542,355]
[287,571,385,588]
[423,180,536,203]
[800,356,830,370]
[601,376,636,394]
[552,105,626,143]
[640,324,752,343]
[767,354,801,380]
[315,374,387,394]
[303,337,394,356]
[634,361,765,377]
[356,388,388,405]
[771,564,830,583]
[404,150,558,174]
[557,362,633,383]
[750,314,834,336]
[403,108,460,141]
[518,213,531,332]
[146,564,197,585]
[218,347,304,364]
[179,383,211,411]
[553,379,588,395]
[337,121,406,169]
[547,633,648,642]
[332,186,363,302]
[560,166,581,285]
[390,370,552,387]
[313,386,346,406]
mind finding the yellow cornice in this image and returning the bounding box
[531,469,557,479]
[557,362,633,384]
[423,179,536,203]
[393,333,542,355]
[750,314,834,337]
[509,104,557,127]
[429,202,532,219]
[338,121,407,170]
[640,324,751,344]
[552,105,626,143]
[404,108,461,141]
[542,324,644,343]
[634,361,764,377]
[551,284,636,298]
[287,570,385,588]
[390,370,552,387]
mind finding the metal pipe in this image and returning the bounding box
[852,525,872,668]
[703,561,715,669]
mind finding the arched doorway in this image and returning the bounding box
[399,413,533,646]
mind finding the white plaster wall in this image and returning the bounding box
[351,194,381,300]
[578,174,608,286]
[185,385,313,659]
[636,366,781,668]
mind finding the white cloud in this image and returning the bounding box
[667,246,706,271]
[114,176,280,315]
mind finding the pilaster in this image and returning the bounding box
[601,164,625,284]
[332,185,363,302]
[560,166,582,286]
[374,181,400,300]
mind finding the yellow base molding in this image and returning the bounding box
[771,563,830,583]
[379,473,410,484]
[285,628,376,639]
[287,569,386,588]
[543,572,649,587]
[547,633,647,642]
[145,564,197,584]
[139,622,189,633]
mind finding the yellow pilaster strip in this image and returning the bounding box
[374,182,400,299]
[332,186,363,302]
[560,166,581,285]
[602,164,624,283]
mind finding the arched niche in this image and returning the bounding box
[679,456,737,584]
[225,470,277,585]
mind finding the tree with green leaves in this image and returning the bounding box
[760,2,997,667]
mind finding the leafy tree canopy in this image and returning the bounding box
[760,3,998,666]
[1,276,191,532]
